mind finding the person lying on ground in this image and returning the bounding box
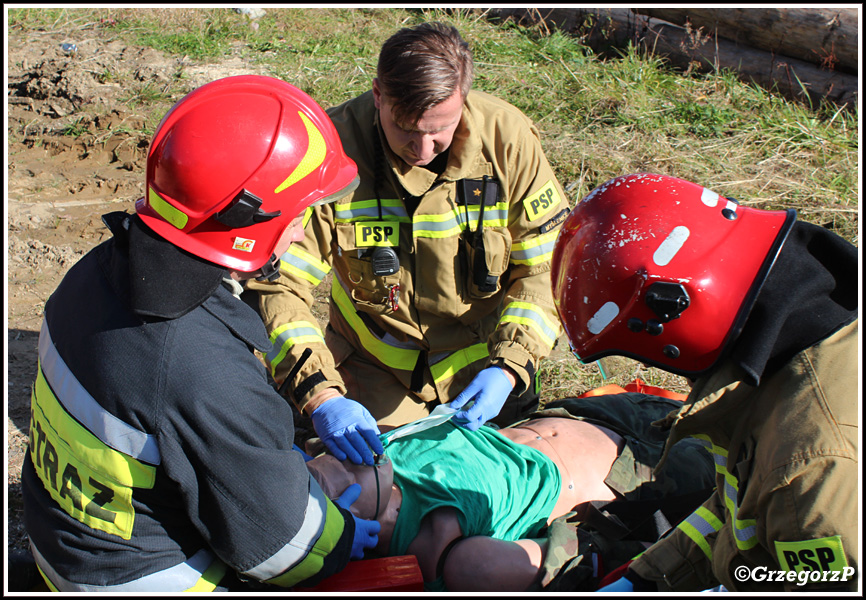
[304,392,716,592]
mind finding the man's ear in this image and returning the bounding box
[372,78,382,109]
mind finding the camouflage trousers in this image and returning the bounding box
[508,393,716,592]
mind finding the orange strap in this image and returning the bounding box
[578,380,687,402]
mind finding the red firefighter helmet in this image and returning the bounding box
[137,75,358,272]
[551,173,796,377]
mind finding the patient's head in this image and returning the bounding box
[306,453,394,521]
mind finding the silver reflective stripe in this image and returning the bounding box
[39,320,160,466]
[415,208,508,238]
[265,323,326,366]
[334,199,408,221]
[381,331,424,351]
[279,246,331,285]
[510,231,558,263]
[683,509,721,538]
[723,477,759,546]
[500,302,560,347]
[452,205,509,229]
[32,542,216,592]
[693,435,758,548]
[241,477,330,580]
[412,213,463,236]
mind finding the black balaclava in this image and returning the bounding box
[117,213,228,319]
[729,220,858,386]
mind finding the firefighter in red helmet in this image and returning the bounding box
[22,75,379,592]
[551,173,858,592]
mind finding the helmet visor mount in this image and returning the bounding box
[213,189,281,229]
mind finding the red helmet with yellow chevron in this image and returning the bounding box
[138,75,358,273]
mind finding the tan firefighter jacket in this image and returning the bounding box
[630,320,859,592]
[250,90,567,415]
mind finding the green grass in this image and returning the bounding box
[8,6,859,398]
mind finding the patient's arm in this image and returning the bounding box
[441,536,546,591]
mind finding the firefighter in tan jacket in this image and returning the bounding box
[248,23,567,465]
[552,173,858,592]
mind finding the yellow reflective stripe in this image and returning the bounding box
[34,543,224,592]
[275,112,326,194]
[279,245,331,285]
[184,559,227,592]
[31,366,155,540]
[452,202,510,231]
[265,498,345,588]
[695,505,724,531]
[677,505,724,561]
[692,434,759,551]
[334,197,409,222]
[679,520,715,561]
[499,301,561,348]
[413,204,509,239]
[302,206,313,228]
[39,321,159,464]
[33,367,155,488]
[266,321,325,375]
[148,187,188,230]
[430,343,489,384]
[510,229,559,266]
[36,565,59,592]
[331,282,420,370]
[412,210,464,239]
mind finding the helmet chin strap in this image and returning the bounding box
[256,254,281,282]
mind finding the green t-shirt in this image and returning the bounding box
[380,421,561,589]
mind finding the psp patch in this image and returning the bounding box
[355,221,399,247]
[523,180,562,221]
[775,535,849,573]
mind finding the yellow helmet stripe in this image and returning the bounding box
[275,112,326,194]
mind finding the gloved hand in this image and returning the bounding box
[311,396,385,465]
[449,367,515,431]
[596,576,635,592]
[335,483,381,560]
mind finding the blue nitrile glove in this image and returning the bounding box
[335,483,381,560]
[311,396,385,465]
[596,576,635,592]
[449,367,514,431]
[292,443,314,462]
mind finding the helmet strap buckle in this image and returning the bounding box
[256,254,281,282]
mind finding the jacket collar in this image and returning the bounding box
[200,283,271,353]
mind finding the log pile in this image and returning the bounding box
[483,7,858,109]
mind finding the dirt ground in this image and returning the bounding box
[5,26,276,557]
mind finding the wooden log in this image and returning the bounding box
[483,7,641,52]
[481,7,857,108]
[633,8,858,75]
[636,18,857,108]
